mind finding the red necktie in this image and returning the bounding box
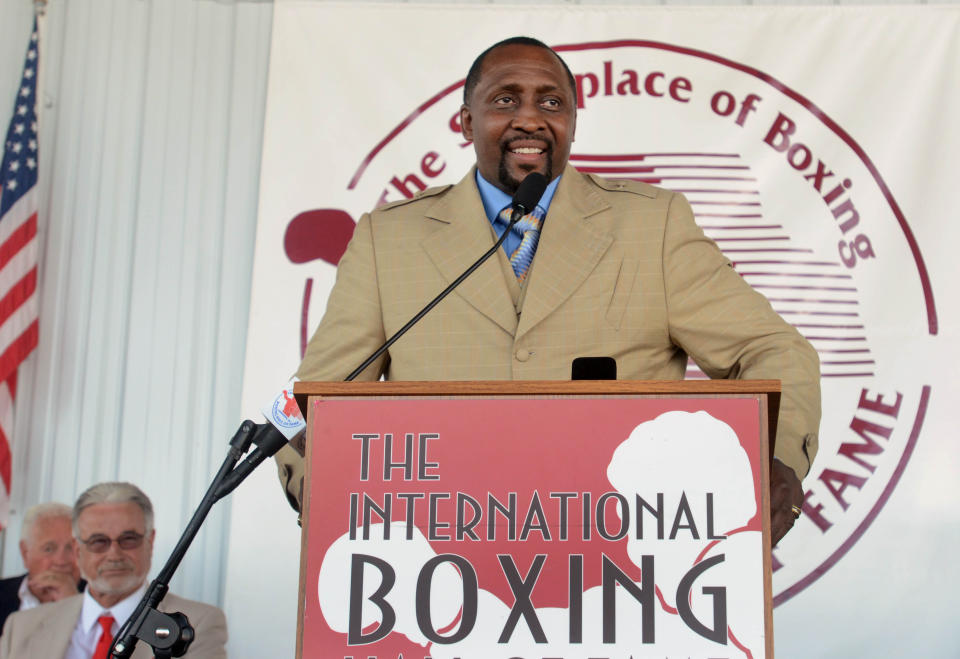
[92,614,115,659]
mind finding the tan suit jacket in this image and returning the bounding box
[277,166,820,508]
[0,591,227,659]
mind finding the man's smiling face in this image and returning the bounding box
[460,43,576,194]
[75,501,154,606]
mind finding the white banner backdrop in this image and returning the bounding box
[225,3,960,657]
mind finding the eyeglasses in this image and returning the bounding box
[78,532,145,553]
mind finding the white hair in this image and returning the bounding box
[72,481,154,537]
[21,502,72,545]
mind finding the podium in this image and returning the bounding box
[294,380,780,658]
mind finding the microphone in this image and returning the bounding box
[510,172,548,220]
[571,356,617,380]
[111,380,308,657]
[345,172,550,381]
[214,381,306,499]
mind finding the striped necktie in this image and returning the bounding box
[498,205,546,282]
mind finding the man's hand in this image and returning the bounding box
[770,459,804,547]
[27,570,79,603]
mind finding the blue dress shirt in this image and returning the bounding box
[475,170,560,257]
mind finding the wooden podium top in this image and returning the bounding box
[294,379,782,457]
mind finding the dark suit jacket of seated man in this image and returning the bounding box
[274,36,821,547]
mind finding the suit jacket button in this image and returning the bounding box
[515,348,530,362]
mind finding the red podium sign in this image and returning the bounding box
[297,382,774,658]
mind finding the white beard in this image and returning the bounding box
[84,560,145,599]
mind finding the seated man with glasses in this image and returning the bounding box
[0,482,227,659]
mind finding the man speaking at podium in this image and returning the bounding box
[275,37,821,546]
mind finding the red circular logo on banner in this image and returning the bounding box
[288,40,936,606]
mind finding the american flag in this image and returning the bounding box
[0,19,41,529]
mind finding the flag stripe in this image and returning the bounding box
[0,432,10,492]
[0,211,36,271]
[0,282,38,349]
[0,189,36,246]
[0,267,36,327]
[0,234,37,302]
[0,379,12,490]
[0,318,38,386]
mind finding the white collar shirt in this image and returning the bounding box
[16,575,40,611]
[65,582,147,659]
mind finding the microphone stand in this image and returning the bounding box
[108,211,520,656]
[109,420,260,658]
[345,208,523,381]
[111,174,548,655]
[346,171,546,380]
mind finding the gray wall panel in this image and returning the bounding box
[0,0,272,612]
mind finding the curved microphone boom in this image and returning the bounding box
[345,171,549,381]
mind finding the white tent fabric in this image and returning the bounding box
[1,1,957,658]
[0,0,271,611]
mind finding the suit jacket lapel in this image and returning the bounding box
[421,170,518,335]
[517,166,614,339]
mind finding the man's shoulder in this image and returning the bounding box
[162,592,225,619]
[0,574,24,594]
[375,184,455,213]
[4,593,80,629]
[579,171,665,200]
[162,592,227,658]
[0,575,25,625]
